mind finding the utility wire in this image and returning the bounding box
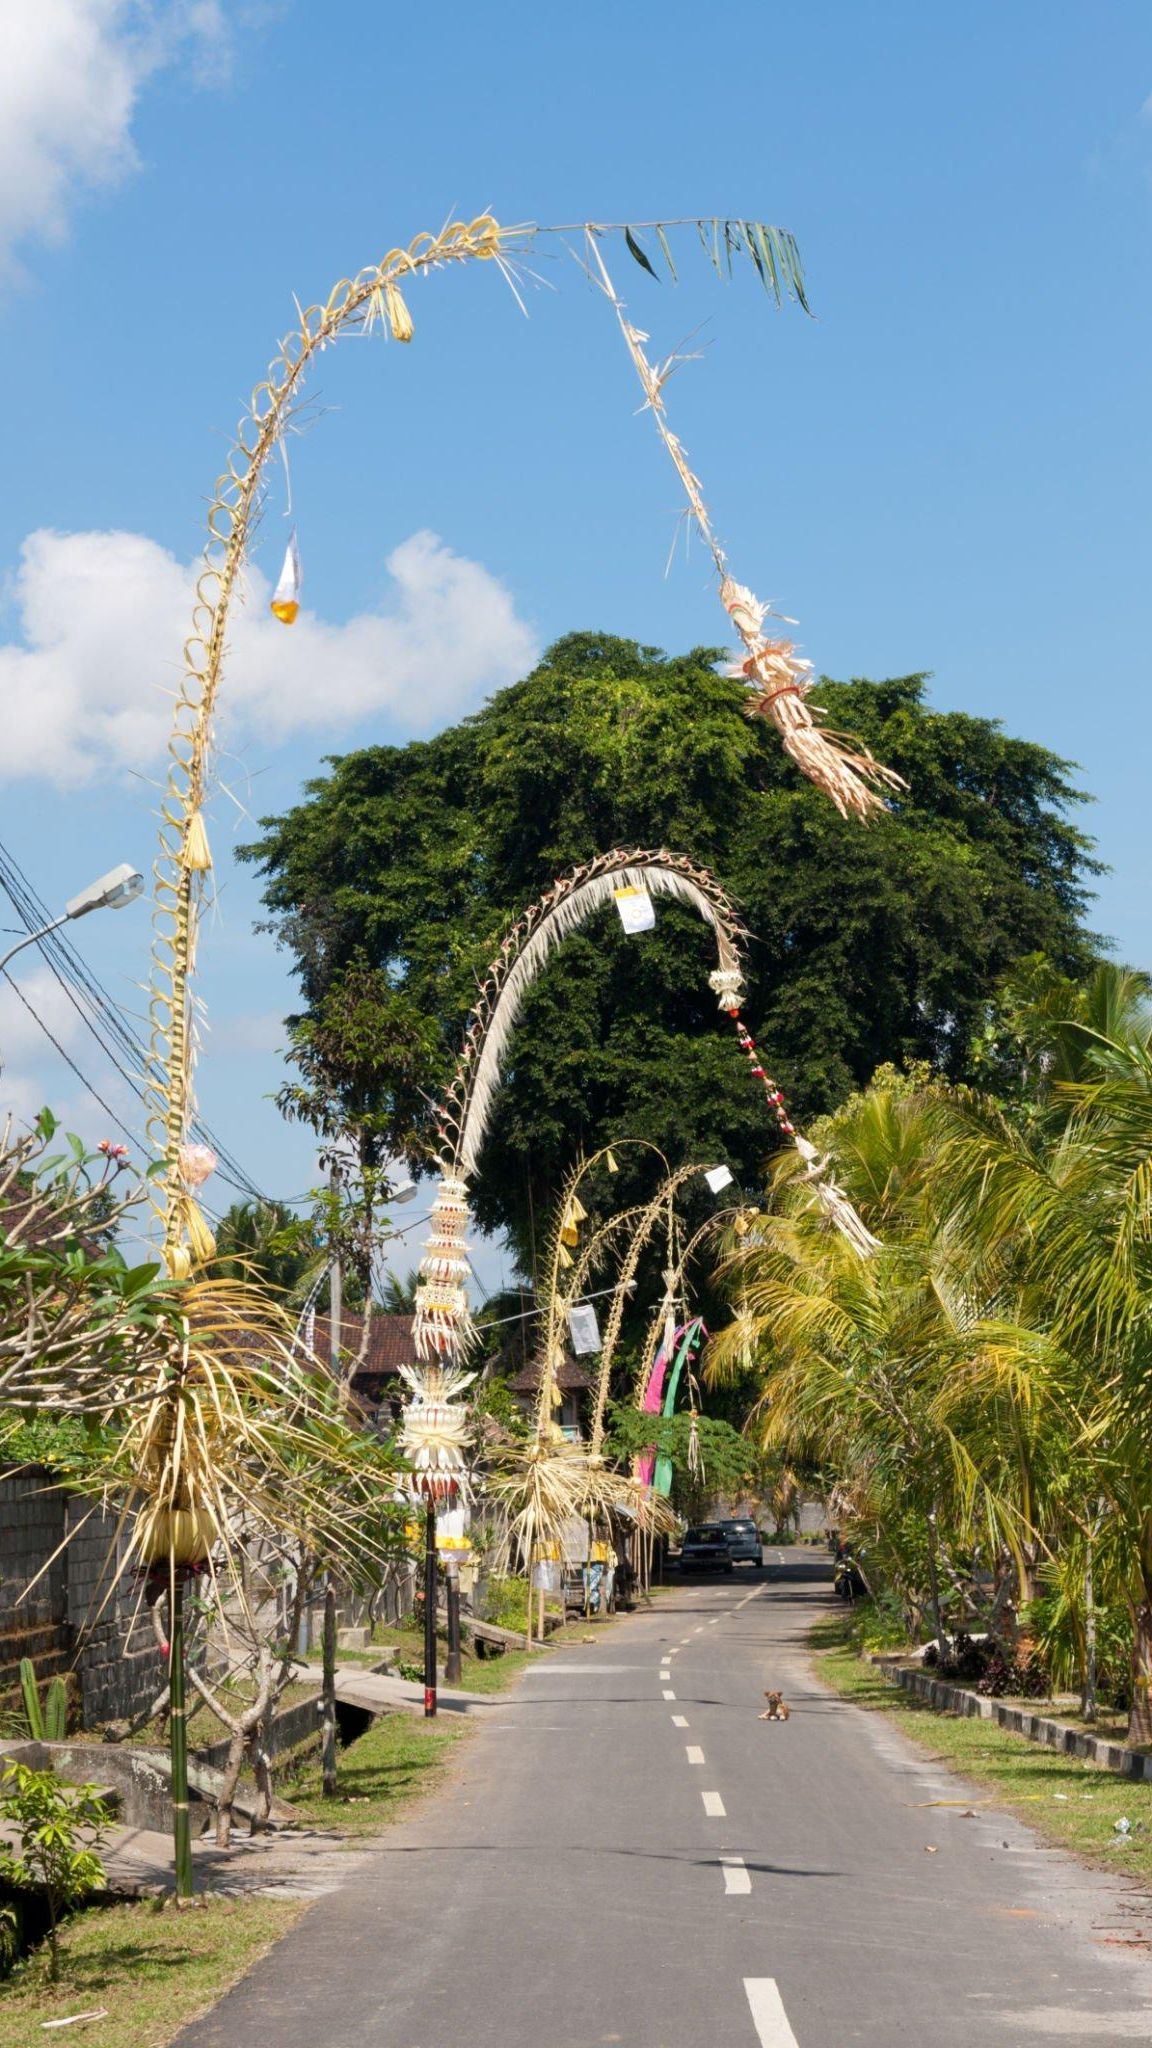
[0,835,278,1206]
[0,836,263,1196]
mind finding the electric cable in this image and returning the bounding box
[0,836,279,1205]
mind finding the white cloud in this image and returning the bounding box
[0,1,234,274]
[0,526,539,788]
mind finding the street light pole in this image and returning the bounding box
[0,864,145,983]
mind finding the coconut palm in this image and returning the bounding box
[940,972,1152,1740]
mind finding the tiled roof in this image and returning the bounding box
[507,1354,593,1394]
[310,1311,415,1380]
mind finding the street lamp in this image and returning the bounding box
[0,863,145,979]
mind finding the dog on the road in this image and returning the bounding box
[759,1690,791,1722]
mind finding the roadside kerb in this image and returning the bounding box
[869,1655,1152,1782]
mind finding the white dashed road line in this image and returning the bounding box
[701,1790,726,1817]
[721,1855,751,1896]
[685,1745,705,1765]
[671,1714,688,1728]
[744,1978,800,2048]
[662,1689,676,1701]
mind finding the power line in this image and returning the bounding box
[0,836,280,1206]
[0,836,263,1196]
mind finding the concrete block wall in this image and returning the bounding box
[0,1471,67,1631]
[0,1468,163,1729]
[64,1499,163,1727]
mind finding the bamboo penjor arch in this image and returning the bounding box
[147,209,899,1277]
[413,848,749,1363]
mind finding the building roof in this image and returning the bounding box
[507,1354,593,1395]
[310,1311,415,1381]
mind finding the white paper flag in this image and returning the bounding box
[614,886,656,935]
[568,1302,602,1355]
[704,1163,734,1193]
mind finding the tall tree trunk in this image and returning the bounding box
[1082,1513,1098,1722]
[1127,1517,1152,1747]
[925,1508,948,1660]
[1128,1598,1152,1747]
[321,1577,339,1795]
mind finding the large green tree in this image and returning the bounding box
[243,634,1099,1269]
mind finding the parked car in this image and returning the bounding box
[717,1517,762,1567]
[678,1525,735,1574]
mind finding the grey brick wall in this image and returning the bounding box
[1,1469,163,1728]
[0,1471,67,1630]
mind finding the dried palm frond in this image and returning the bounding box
[437,851,745,1181]
[582,234,904,823]
[7,1265,403,1590]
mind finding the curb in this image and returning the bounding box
[870,1656,1152,1782]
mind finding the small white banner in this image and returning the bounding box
[704,1163,734,1193]
[568,1302,602,1355]
[614,886,656,934]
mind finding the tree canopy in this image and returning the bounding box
[243,633,1100,1271]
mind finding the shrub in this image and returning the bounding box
[0,1764,110,1982]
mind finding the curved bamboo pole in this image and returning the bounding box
[147,213,518,1274]
[587,1164,703,1455]
[415,850,746,1365]
[150,211,889,1294]
[531,1139,668,1437]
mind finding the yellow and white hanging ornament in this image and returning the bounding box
[271,529,302,625]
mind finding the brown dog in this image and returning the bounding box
[759,1690,791,1722]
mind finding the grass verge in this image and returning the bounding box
[0,1895,301,2048]
[287,1708,467,1837]
[811,1609,1152,1885]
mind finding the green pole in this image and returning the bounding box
[169,1572,193,1898]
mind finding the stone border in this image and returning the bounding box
[870,1656,1152,1782]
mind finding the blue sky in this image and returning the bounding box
[1,1,1150,1284]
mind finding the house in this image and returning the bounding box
[309,1310,415,1427]
[506,1354,593,1441]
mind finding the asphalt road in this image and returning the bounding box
[176,1552,1152,2047]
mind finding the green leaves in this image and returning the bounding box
[620,218,812,313]
[623,226,658,280]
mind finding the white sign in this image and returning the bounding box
[568,1303,602,1355]
[614,886,656,934]
[704,1163,734,1193]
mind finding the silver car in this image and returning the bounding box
[718,1517,762,1566]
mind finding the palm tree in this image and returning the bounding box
[213,1199,325,1301]
[378,1267,420,1314]
[942,971,1152,1741]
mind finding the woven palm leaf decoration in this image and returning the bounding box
[147,210,901,1285]
[582,227,905,824]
